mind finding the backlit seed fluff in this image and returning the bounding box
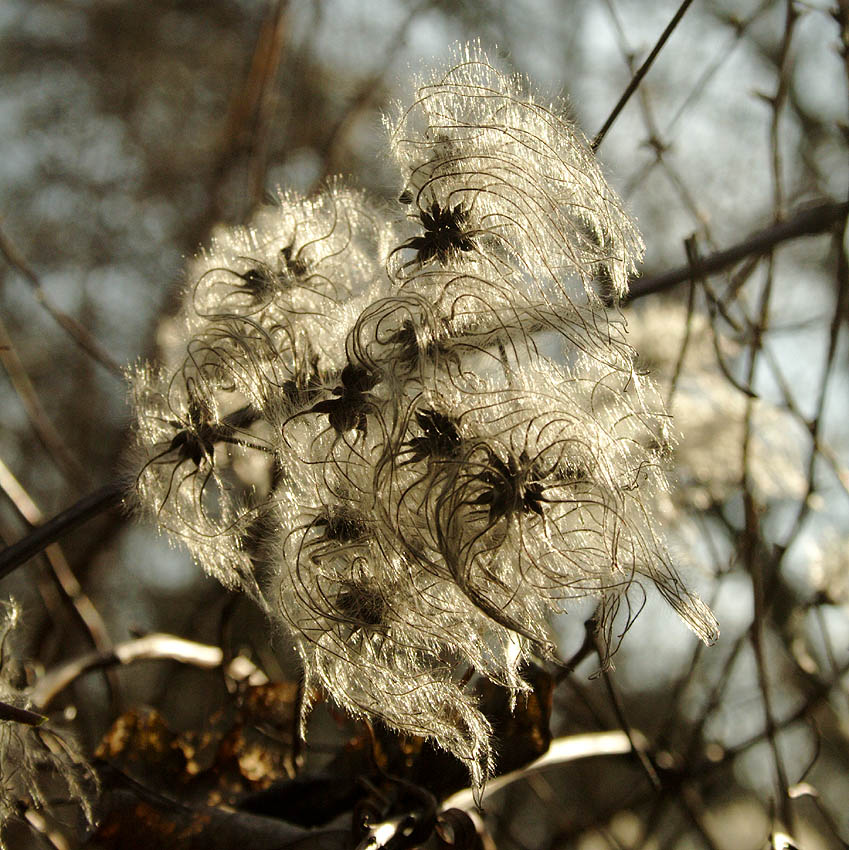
[386,42,644,304]
[0,601,94,848]
[128,43,717,786]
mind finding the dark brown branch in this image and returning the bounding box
[0,699,47,727]
[592,0,695,150]
[595,635,661,791]
[626,200,849,300]
[0,481,126,580]
[205,0,288,224]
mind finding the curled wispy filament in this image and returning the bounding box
[129,43,717,788]
[387,43,644,304]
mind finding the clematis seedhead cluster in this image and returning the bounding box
[129,44,718,785]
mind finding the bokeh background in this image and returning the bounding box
[1,1,848,848]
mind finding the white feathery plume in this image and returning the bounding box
[0,601,94,848]
[128,44,717,786]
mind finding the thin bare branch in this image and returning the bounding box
[441,731,635,811]
[592,0,695,150]
[0,313,89,486]
[0,699,47,727]
[627,200,848,300]
[32,633,264,710]
[208,0,289,221]
[0,457,120,706]
[0,217,123,377]
[23,809,71,850]
[0,481,125,580]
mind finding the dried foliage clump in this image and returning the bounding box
[128,44,717,786]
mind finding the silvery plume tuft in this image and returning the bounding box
[128,43,718,787]
[0,600,94,848]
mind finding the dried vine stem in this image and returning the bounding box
[627,200,848,300]
[591,0,696,150]
[0,482,125,579]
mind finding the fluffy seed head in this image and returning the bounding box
[128,44,716,786]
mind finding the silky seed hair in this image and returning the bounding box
[386,42,644,304]
[183,183,393,380]
[128,43,717,787]
[0,601,95,849]
[267,471,527,789]
[128,363,267,599]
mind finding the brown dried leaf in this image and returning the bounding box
[95,682,299,806]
